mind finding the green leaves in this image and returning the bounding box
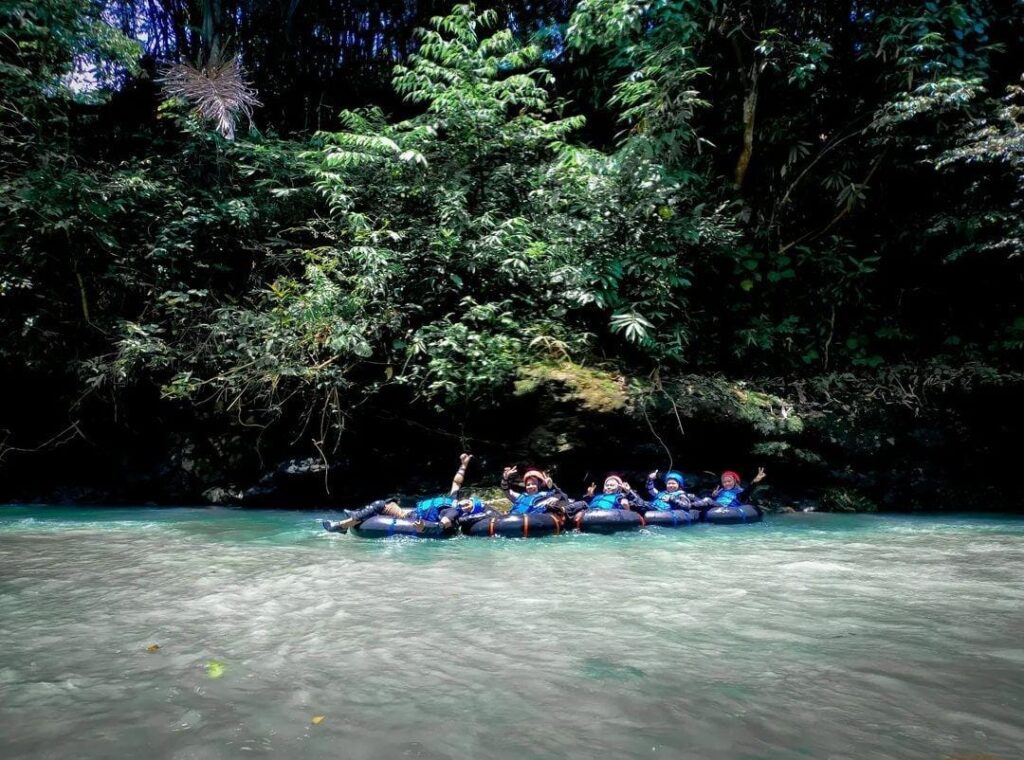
[569,0,710,160]
[610,311,655,345]
[873,77,984,130]
[6,0,1022,458]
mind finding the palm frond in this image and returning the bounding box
[161,46,260,140]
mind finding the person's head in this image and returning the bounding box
[457,497,484,514]
[523,469,546,494]
[603,475,624,494]
[721,471,741,490]
[664,471,684,492]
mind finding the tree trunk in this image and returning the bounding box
[733,63,759,190]
[200,0,223,58]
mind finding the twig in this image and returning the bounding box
[0,421,85,463]
[312,438,331,496]
[641,397,673,471]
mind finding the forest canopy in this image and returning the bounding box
[1,0,1022,498]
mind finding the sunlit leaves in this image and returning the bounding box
[873,77,983,130]
[567,0,709,159]
[610,311,654,344]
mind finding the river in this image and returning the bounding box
[1,507,1022,759]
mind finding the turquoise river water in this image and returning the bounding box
[1,507,1022,760]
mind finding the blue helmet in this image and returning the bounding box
[664,471,685,487]
[458,497,485,514]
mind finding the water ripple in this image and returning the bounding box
[1,507,1022,759]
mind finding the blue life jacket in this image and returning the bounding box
[588,492,624,510]
[650,490,686,511]
[713,486,745,507]
[414,495,454,522]
[510,490,559,515]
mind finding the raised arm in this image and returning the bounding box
[646,470,659,499]
[620,481,645,509]
[745,467,767,502]
[448,453,472,496]
[545,476,568,500]
[501,465,521,501]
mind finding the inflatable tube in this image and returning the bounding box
[465,511,566,538]
[704,504,762,525]
[572,508,643,534]
[641,508,701,528]
[351,514,455,539]
[457,510,498,533]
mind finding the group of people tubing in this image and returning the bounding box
[321,454,767,535]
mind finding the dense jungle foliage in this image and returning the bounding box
[1,0,1022,506]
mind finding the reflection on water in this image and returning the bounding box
[1,507,1023,759]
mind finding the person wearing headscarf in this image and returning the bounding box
[691,468,767,510]
[501,466,570,515]
[580,474,646,511]
[644,469,693,511]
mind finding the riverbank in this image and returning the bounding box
[4,365,1021,514]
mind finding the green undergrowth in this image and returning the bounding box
[515,362,630,414]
